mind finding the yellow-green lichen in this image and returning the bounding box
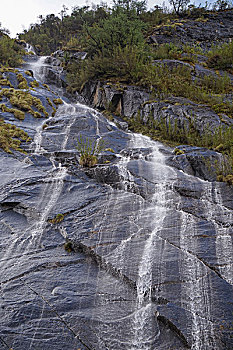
[46,97,53,107]
[0,78,13,87]
[0,118,30,153]
[0,103,25,120]
[53,98,63,105]
[30,80,39,88]
[0,88,49,118]
[17,73,29,90]
[25,70,33,76]
[49,213,65,224]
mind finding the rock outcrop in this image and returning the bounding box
[148,10,233,49]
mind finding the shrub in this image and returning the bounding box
[0,36,25,67]
[53,98,63,105]
[49,213,64,224]
[206,41,233,73]
[64,241,74,253]
[76,135,106,167]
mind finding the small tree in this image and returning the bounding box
[169,0,190,14]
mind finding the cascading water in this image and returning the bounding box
[1,53,232,350]
[25,43,36,54]
[22,57,69,248]
[200,182,233,284]
[178,211,216,350]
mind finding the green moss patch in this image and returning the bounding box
[17,73,29,89]
[53,98,63,105]
[0,88,49,118]
[0,104,25,120]
[49,213,65,224]
[30,80,39,88]
[0,118,30,153]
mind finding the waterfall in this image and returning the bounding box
[25,43,36,54]
[2,53,232,350]
[130,135,168,349]
[179,212,216,350]
[201,182,233,284]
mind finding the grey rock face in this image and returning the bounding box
[81,80,232,138]
[149,10,233,49]
[0,57,232,350]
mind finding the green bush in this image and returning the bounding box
[76,135,106,167]
[206,41,233,73]
[0,36,25,67]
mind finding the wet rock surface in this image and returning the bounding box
[0,58,232,350]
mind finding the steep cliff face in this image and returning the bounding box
[0,56,232,350]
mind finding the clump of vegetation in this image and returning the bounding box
[0,103,25,120]
[46,97,53,107]
[30,80,39,88]
[174,148,185,155]
[0,34,25,67]
[43,84,50,91]
[25,70,33,76]
[0,88,49,118]
[215,154,233,185]
[49,213,65,224]
[53,98,63,105]
[206,41,233,74]
[76,135,106,167]
[0,75,13,87]
[0,118,30,153]
[64,241,74,253]
[138,64,233,116]
[17,73,29,89]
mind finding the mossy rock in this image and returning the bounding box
[53,98,63,105]
[17,73,29,89]
[0,88,49,118]
[43,84,50,91]
[25,70,33,77]
[0,78,13,87]
[174,148,185,155]
[30,80,39,88]
[0,118,29,153]
[0,104,25,120]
